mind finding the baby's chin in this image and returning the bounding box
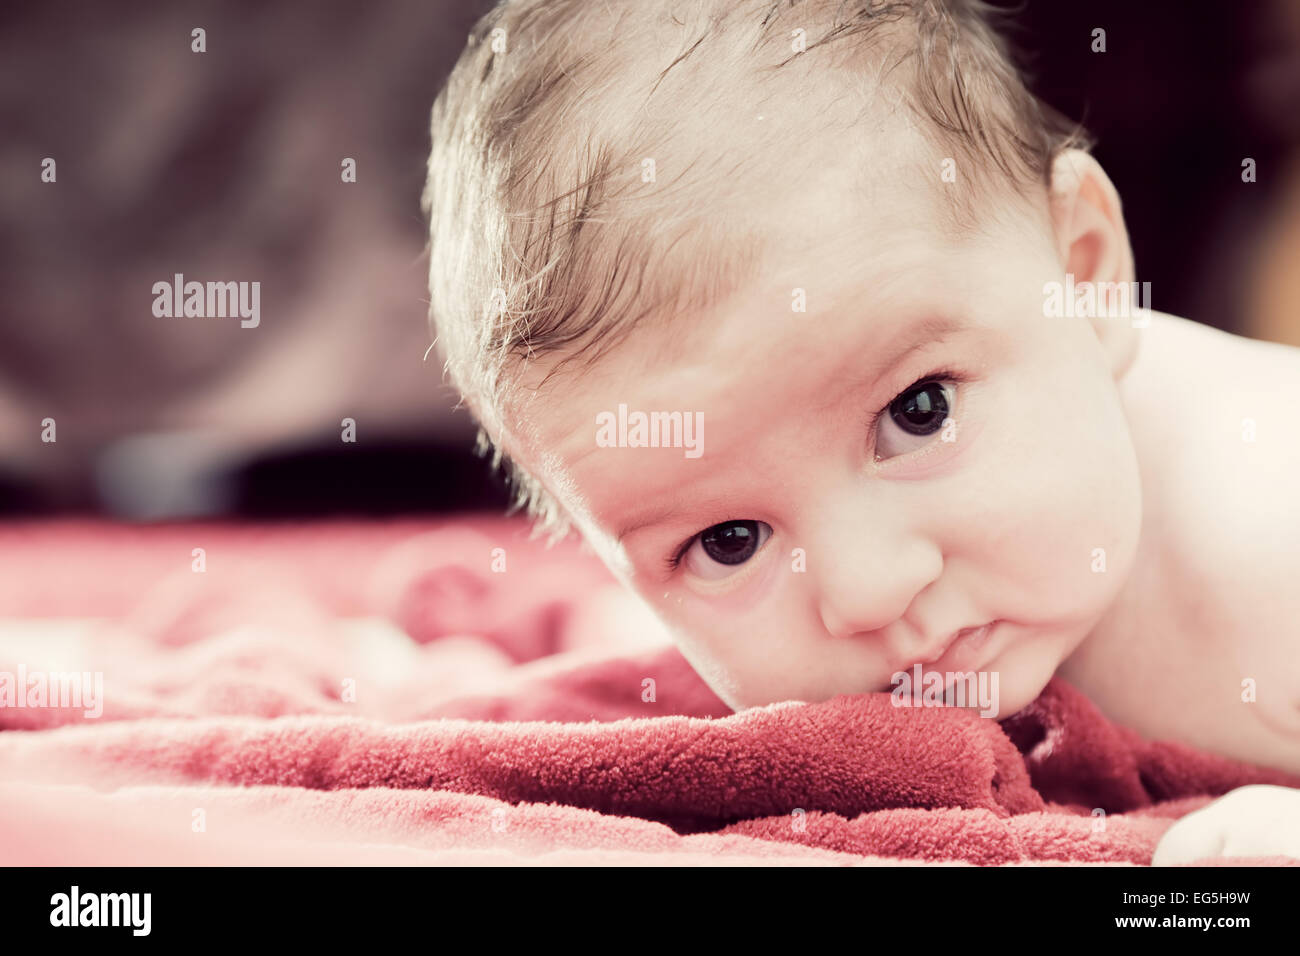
[974,636,1072,720]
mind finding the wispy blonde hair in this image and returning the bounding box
[423,0,1087,542]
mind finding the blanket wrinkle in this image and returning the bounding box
[2,518,1299,865]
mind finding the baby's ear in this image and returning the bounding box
[1048,149,1134,285]
[1048,149,1139,379]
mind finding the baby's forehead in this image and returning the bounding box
[646,175,967,369]
[517,247,959,437]
[525,168,1013,396]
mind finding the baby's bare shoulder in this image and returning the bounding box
[1127,315,1300,745]
[1126,314,1300,575]
[1172,323,1298,576]
[1064,315,1299,768]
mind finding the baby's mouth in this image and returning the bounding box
[942,623,995,667]
[904,621,999,673]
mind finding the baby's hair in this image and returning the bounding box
[423,0,1088,542]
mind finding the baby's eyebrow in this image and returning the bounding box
[614,490,736,545]
[612,313,966,544]
[814,313,966,413]
[608,312,967,541]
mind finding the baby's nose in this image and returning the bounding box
[816,536,943,640]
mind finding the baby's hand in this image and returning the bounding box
[1153,785,1300,864]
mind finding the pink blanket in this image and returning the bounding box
[2,518,1297,866]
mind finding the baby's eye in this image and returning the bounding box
[875,379,955,459]
[680,519,772,579]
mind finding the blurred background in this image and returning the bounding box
[1,0,1298,521]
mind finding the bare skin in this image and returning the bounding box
[1061,310,1300,775]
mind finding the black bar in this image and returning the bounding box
[0,864,1290,942]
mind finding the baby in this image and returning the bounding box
[422,0,1300,860]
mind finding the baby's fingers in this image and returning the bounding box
[1152,785,1300,865]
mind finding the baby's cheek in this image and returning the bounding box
[1008,474,1133,616]
[955,383,1139,616]
[628,585,745,702]
[1044,409,1142,596]
[648,577,826,709]
[662,617,757,710]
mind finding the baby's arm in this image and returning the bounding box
[1152,785,1300,864]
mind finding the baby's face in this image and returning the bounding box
[511,170,1142,717]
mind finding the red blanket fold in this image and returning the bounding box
[1,519,1297,866]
